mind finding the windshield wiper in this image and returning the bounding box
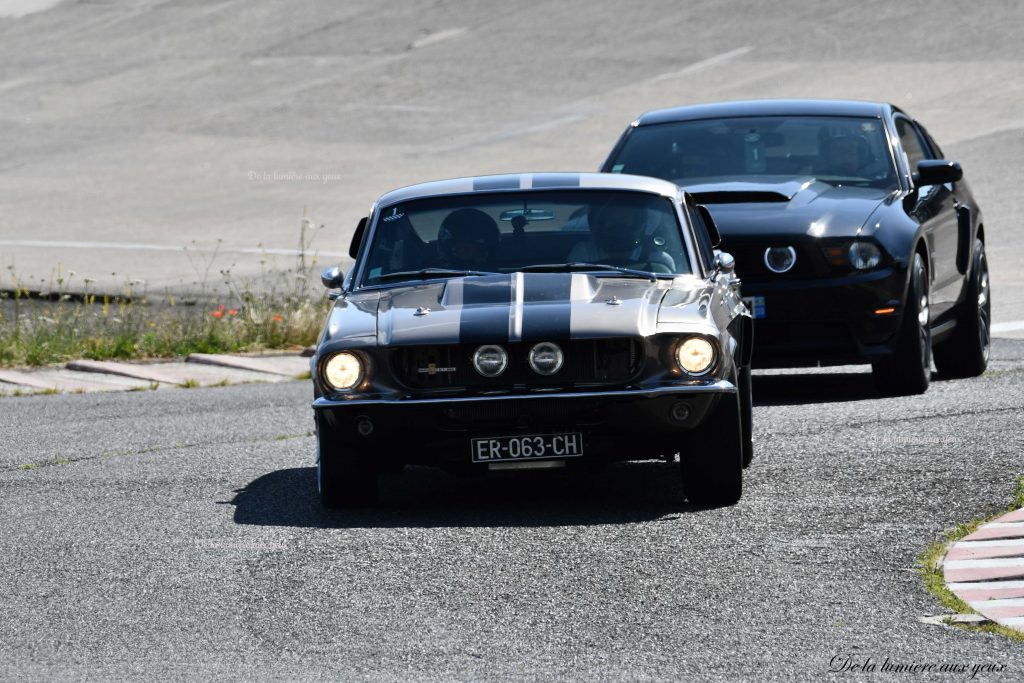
[374,268,499,284]
[515,262,673,279]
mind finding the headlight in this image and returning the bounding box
[528,342,564,375]
[848,242,881,270]
[676,337,716,376]
[764,246,797,273]
[323,351,364,391]
[472,345,508,377]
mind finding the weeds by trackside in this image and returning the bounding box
[0,211,333,367]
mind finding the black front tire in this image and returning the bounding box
[873,251,931,396]
[681,392,743,506]
[934,238,990,378]
[316,413,380,508]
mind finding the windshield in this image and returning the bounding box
[608,116,898,190]
[358,190,692,287]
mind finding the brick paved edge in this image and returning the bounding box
[944,507,1024,633]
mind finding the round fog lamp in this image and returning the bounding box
[764,246,797,273]
[528,342,564,376]
[472,345,508,378]
[848,241,881,270]
[323,351,363,391]
[676,337,716,376]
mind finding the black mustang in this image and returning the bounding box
[313,173,753,508]
[603,99,990,395]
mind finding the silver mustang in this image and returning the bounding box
[311,173,753,507]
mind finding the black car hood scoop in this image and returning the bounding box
[683,176,895,239]
[685,177,817,205]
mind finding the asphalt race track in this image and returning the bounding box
[1,340,1023,680]
[2,0,1024,680]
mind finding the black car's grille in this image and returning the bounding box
[724,240,825,281]
[391,338,644,391]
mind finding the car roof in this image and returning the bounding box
[634,99,891,127]
[375,172,680,207]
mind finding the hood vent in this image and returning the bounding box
[690,190,792,205]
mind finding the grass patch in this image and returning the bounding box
[0,213,331,367]
[918,475,1024,641]
[19,455,73,470]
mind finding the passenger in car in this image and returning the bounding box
[567,202,676,273]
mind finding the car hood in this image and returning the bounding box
[321,273,715,347]
[686,177,894,239]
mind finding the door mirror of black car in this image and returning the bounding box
[697,205,721,247]
[913,160,963,186]
[321,265,345,290]
[349,216,368,259]
[713,250,735,275]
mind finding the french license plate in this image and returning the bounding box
[743,295,766,319]
[471,433,583,463]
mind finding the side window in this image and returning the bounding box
[685,201,715,271]
[895,117,933,171]
[918,124,944,159]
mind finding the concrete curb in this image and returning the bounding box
[944,507,1024,633]
[0,352,311,397]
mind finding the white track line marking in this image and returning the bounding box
[0,239,345,258]
[649,46,755,83]
[409,27,468,50]
[0,0,63,18]
[992,320,1024,333]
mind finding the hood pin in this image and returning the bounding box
[414,307,430,316]
[605,296,621,306]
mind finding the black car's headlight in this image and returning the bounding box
[822,240,884,271]
[675,336,717,376]
[322,351,364,391]
[848,242,882,270]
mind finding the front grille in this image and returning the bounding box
[391,338,643,391]
[438,398,600,424]
[724,240,825,282]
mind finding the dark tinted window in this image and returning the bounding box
[609,116,897,190]
[685,202,715,270]
[895,117,933,170]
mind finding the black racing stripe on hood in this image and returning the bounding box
[459,275,512,343]
[521,273,572,341]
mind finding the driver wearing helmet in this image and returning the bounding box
[437,208,500,270]
[568,201,675,273]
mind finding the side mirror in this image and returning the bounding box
[349,216,368,259]
[321,265,345,290]
[913,160,963,186]
[713,250,735,275]
[697,205,721,247]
